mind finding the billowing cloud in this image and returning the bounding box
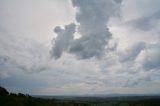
[51,23,76,59]
[51,0,122,59]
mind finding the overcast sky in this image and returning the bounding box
[0,0,160,95]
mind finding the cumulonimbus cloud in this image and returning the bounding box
[51,0,122,59]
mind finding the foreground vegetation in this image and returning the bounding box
[0,86,160,106]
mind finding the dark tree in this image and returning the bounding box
[0,86,9,96]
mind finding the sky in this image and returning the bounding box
[0,0,160,95]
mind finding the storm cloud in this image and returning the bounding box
[51,0,122,59]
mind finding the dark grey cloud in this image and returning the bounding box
[143,43,160,71]
[143,56,160,71]
[51,23,76,59]
[114,0,123,4]
[0,56,12,73]
[120,42,146,62]
[130,10,160,31]
[0,56,18,78]
[0,56,10,66]
[119,41,160,71]
[0,54,48,77]
[51,0,122,59]
[124,76,151,87]
[16,63,49,74]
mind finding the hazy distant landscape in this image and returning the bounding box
[1,86,160,106]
